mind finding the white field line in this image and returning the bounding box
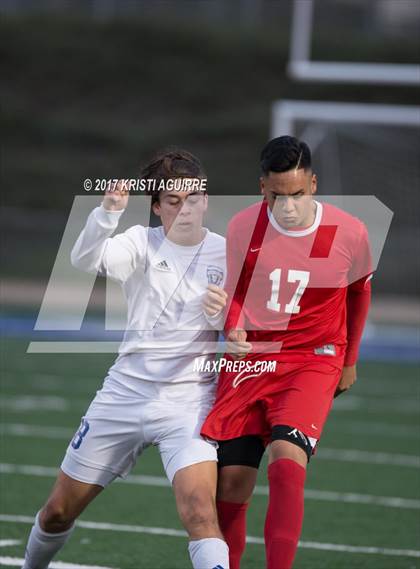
[1,372,402,395]
[5,371,418,397]
[1,373,98,395]
[1,514,419,559]
[355,385,420,396]
[0,396,69,412]
[0,557,117,569]
[332,395,420,413]
[327,420,420,439]
[1,423,74,439]
[253,486,420,510]
[2,422,419,468]
[7,368,419,384]
[2,392,420,414]
[317,448,420,468]
[1,462,419,510]
[0,540,21,547]
[3,419,420,443]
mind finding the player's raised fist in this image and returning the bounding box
[103,179,129,211]
[203,284,228,317]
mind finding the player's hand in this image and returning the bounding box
[102,179,129,211]
[203,285,228,316]
[226,329,252,360]
[334,365,357,397]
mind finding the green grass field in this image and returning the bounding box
[1,339,419,568]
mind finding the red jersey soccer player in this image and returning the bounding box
[201,136,372,569]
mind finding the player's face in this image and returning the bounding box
[260,168,317,229]
[153,189,208,244]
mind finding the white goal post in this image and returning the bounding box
[289,0,420,86]
[271,100,420,139]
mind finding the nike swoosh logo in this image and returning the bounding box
[250,248,261,253]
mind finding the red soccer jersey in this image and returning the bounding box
[224,200,372,364]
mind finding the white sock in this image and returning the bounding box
[188,537,229,569]
[22,511,75,569]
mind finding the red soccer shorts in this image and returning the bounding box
[201,356,342,444]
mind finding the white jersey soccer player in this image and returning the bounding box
[22,150,230,569]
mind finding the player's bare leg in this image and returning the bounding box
[265,440,307,569]
[216,465,257,569]
[23,470,103,569]
[269,438,307,467]
[217,465,258,504]
[173,460,229,569]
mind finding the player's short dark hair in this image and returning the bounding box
[140,148,206,204]
[260,136,311,176]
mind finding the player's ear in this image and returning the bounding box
[152,200,161,217]
[202,192,209,212]
[259,176,265,195]
[311,173,317,195]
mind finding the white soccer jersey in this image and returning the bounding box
[71,205,226,384]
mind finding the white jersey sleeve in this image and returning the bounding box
[71,205,146,283]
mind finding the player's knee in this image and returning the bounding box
[217,467,256,503]
[179,491,218,533]
[40,499,76,532]
[271,424,313,464]
[217,471,238,500]
[216,436,264,502]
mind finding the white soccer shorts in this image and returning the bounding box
[61,374,218,487]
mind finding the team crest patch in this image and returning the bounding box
[207,265,224,286]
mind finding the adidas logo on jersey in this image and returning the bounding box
[155,260,171,271]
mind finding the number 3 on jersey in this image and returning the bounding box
[71,418,90,449]
[267,269,310,314]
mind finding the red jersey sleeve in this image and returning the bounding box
[345,224,372,365]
